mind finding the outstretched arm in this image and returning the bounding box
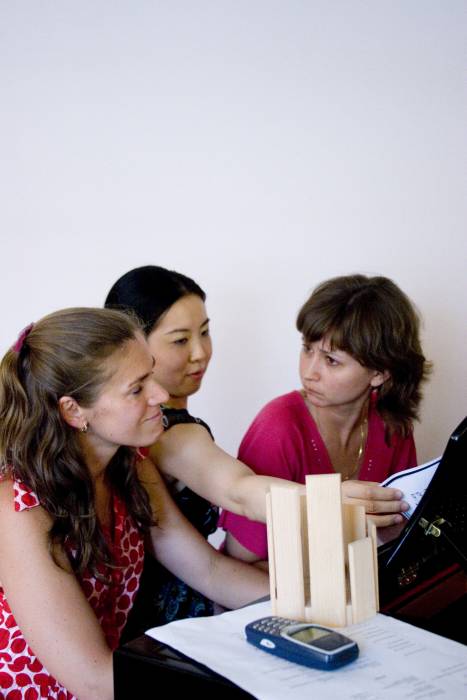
[150,423,286,523]
[0,480,113,700]
[151,425,408,528]
[137,458,269,609]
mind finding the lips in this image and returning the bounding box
[144,410,162,423]
[187,369,205,380]
[303,388,322,399]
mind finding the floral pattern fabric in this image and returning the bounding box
[0,478,144,699]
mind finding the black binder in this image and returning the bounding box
[378,416,467,643]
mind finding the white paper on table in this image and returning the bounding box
[381,457,441,518]
[146,600,467,699]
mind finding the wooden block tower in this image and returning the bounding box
[267,473,378,626]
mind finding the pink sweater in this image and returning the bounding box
[219,391,416,559]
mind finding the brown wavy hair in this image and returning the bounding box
[0,308,155,577]
[296,275,432,438]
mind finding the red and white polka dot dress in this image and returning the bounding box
[0,478,145,699]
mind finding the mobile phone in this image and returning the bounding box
[245,616,359,670]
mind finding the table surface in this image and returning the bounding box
[113,592,466,700]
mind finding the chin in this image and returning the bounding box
[184,382,202,397]
[304,391,325,405]
[137,436,160,449]
[142,424,165,444]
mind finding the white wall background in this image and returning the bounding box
[1,1,466,463]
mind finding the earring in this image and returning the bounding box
[80,421,88,433]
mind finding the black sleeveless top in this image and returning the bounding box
[161,407,219,537]
[121,407,219,640]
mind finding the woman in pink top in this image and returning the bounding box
[0,308,268,700]
[220,274,431,565]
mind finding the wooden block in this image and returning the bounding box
[269,484,306,620]
[348,537,377,624]
[366,518,380,611]
[343,504,366,562]
[265,492,277,614]
[299,491,310,608]
[306,474,347,627]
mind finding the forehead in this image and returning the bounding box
[154,294,208,332]
[102,334,152,388]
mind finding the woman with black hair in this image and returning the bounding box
[105,268,414,631]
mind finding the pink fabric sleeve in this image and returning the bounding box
[388,431,417,476]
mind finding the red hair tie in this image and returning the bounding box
[12,323,34,353]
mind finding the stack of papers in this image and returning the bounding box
[146,600,467,699]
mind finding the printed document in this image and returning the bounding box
[381,457,440,518]
[146,600,467,699]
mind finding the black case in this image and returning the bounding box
[378,416,467,644]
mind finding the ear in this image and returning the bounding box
[370,369,390,389]
[58,396,87,430]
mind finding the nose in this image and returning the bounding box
[189,336,209,363]
[147,378,169,406]
[303,352,320,381]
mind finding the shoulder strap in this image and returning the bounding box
[161,407,214,440]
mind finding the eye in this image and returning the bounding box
[173,337,189,345]
[131,385,143,395]
[325,355,339,366]
[302,342,312,354]
[201,327,210,337]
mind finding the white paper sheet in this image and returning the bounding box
[146,601,467,699]
[381,457,441,518]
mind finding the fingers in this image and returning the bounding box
[343,496,409,515]
[342,480,404,502]
[364,498,408,514]
[341,479,410,518]
[367,513,407,528]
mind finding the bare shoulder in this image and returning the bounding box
[160,421,212,447]
[0,477,68,582]
[150,421,214,467]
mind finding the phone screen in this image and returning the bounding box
[288,627,329,644]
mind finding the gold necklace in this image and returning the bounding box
[342,418,367,481]
[300,390,368,481]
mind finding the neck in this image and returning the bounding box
[164,396,188,410]
[78,434,116,481]
[304,395,370,448]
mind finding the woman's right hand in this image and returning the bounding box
[341,479,409,527]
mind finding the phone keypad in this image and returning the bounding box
[250,617,295,634]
